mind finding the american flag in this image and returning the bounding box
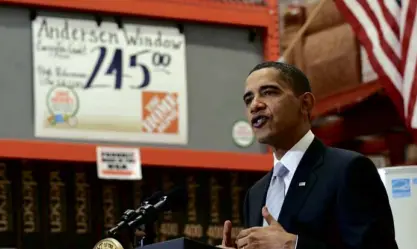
[334,0,417,136]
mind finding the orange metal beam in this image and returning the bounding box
[0,0,271,27]
[312,80,383,119]
[0,139,272,171]
[352,136,388,155]
[313,94,402,145]
[336,132,409,165]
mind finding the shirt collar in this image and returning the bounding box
[273,130,315,177]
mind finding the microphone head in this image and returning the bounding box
[142,190,164,204]
[160,186,187,211]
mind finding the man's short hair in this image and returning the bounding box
[249,61,312,96]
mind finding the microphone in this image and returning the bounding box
[107,190,164,236]
[142,190,165,205]
[127,186,186,229]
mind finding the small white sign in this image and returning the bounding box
[96,146,142,180]
[232,120,254,148]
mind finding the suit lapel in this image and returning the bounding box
[278,138,325,232]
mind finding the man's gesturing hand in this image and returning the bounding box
[217,220,236,249]
[235,207,297,249]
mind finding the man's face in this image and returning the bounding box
[243,68,303,145]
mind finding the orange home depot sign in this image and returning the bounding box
[142,92,179,134]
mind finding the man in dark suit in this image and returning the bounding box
[221,62,398,249]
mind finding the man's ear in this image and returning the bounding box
[300,92,315,118]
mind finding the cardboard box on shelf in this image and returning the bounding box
[305,0,345,34]
[280,3,306,70]
[303,23,361,98]
[280,1,363,98]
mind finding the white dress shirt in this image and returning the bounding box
[272,129,315,196]
[263,130,315,247]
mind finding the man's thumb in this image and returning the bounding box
[262,206,279,226]
[222,220,232,247]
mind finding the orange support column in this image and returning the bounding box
[264,0,280,154]
[263,0,280,61]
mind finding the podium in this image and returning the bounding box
[139,238,217,249]
[93,237,217,249]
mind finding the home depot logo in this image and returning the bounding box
[142,91,179,134]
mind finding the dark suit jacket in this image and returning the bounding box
[243,138,398,249]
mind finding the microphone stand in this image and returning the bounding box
[92,203,154,249]
[108,202,158,236]
[93,188,181,249]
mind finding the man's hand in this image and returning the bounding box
[135,229,146,238]
[235,207,297,249]
[112,229,146,249]
[217,220,236,249]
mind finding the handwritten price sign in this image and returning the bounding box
[32,16,188,144]
[85,48,172,90]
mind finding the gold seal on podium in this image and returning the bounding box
[93,238,124,249]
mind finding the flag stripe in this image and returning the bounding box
[408,62,417,128]
[334,0,404,115]
[360,0,401,69]
[364,0,401,58]
[401,0,417,117]
[378,0,401,37]
[342,0,402,91]
[335,0,417,135]
[382,0,401,29]
[403,1,417,125]
[400,0,410,39]
[407,65,417,128]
